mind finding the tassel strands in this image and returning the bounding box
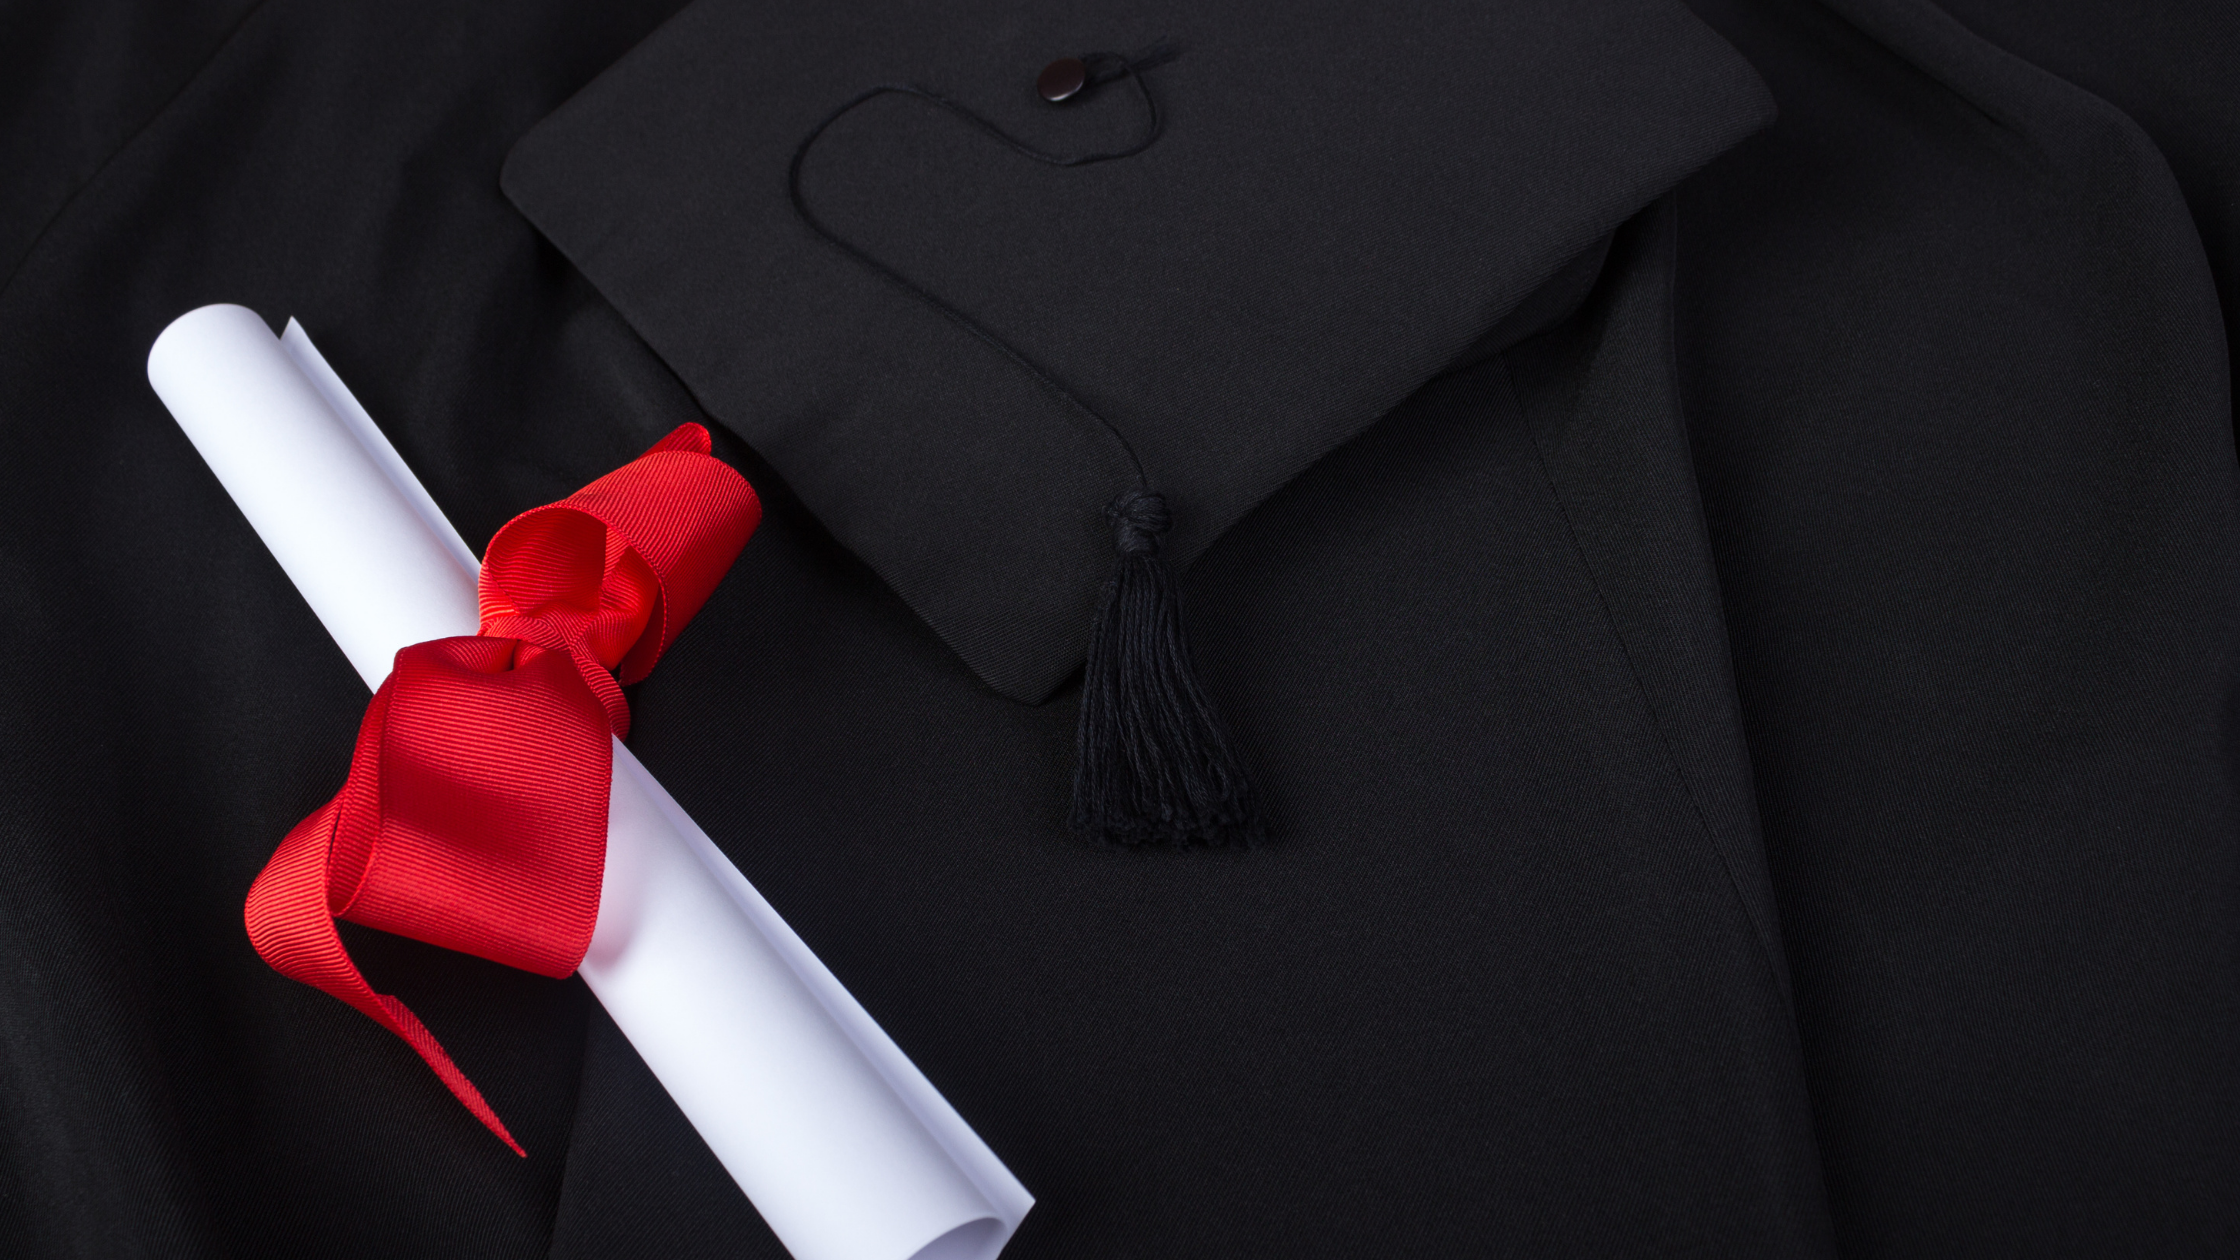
[1072,491,1261,846]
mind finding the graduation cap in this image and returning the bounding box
[500,0,1770,845]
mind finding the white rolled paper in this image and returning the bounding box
[148,304,1030,1260]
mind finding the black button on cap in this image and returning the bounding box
[1037,56,1088,103]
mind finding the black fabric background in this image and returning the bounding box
[1677,0,2240,1250]
[1930,0,2240,398]
[0,0,2234,1256]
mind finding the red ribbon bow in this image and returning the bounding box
[243,424,759,1153]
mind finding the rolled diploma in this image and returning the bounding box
[148,304,1030,1260]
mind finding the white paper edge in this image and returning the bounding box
[280,324,481,578]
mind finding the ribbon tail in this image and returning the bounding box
[245,798,526,1156]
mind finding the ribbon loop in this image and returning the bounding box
[244,423,759,1152]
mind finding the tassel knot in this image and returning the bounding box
[1072,491,1262,846]
[1110,489,1170,556]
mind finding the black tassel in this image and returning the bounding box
[1071,491,1261,846]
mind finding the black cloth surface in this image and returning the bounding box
[1676,0,2240,1250]
[0,0,2232,1256]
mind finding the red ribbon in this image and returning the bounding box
[243,424,759,1153]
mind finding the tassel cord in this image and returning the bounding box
[787,44,1177,487]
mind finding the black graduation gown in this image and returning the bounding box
[0,0,2231,1256]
